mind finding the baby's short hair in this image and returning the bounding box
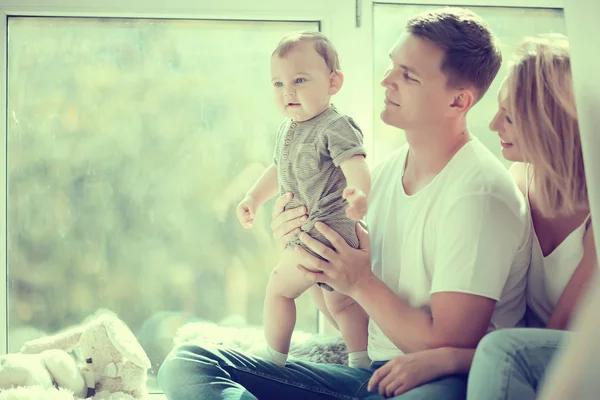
[272,31,340,72]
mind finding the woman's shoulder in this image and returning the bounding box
[508,162,529,196]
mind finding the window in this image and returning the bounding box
[6,14,320,390]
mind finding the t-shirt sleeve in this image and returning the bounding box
[430,193,527,300]
[324,116,366,167]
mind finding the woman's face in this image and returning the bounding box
[489,80,525,162]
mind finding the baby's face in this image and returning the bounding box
[270,41,333,122]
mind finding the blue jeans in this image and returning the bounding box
[158,342,467,399]
[467,328,567,400]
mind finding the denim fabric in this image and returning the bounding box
[467,328,565,400]
[158,343,467,400]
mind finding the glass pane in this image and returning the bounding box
[373,5,565,166]
[7,17,318,390]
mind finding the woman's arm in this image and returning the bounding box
[547,222,597,330]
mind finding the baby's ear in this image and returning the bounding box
[329,71,344,95]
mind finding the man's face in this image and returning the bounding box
[270,41,333,122]
[380,33,456,131]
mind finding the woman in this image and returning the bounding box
[466,33,596,399]
[268,33,597,399]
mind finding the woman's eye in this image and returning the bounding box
[295,78,306,84]
[274,82,283,88]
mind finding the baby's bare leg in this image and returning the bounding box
[264,248,315,356]
[323,289,370,368]
[308,285,339,331]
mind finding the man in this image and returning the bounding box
[158,7,532,400]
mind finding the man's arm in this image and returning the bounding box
[353,193,528,353]
[353,279,495,352]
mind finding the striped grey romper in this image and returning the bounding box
[273,106,367,282]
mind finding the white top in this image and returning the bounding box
[366,138,532,361]
[525,165,591,326]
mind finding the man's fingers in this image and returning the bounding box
[314,222,347,251]
[271,206,307,233]
[356,223,370,250]
[299,232,335,263]
[393,383,409,397]
[272,193,293,219]
[279,228,301,249]
[384,378,405,398]
[273,215,307,242]
[368,367,389,391]
[378,370,398,396]
[296,263,328,284]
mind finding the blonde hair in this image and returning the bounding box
[507,34,587,217]
[272,31,340,72]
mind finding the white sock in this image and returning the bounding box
[348,351,371,369]
[267,345,288,367]
[252,344,288,367]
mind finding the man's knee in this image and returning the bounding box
[158,343,222,390]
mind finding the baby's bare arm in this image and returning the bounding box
[246,163,279,207]
[340,156,371,196]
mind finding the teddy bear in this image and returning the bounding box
[18,313,151,399]
[0,349,86,395]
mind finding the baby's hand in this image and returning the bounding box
[343,187,368,221]
[236,195,258,228]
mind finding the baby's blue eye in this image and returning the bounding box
[274,82,283,88]
[295,78,306,84]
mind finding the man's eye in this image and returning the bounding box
[295,78,306,84]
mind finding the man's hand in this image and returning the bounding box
[270,193,308,251]
[296,222,374,296]
[367,349,454,397]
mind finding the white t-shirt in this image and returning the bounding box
[366,138,533,361]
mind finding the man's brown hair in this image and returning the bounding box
[406,7,502,102]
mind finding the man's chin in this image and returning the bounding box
[380,110,405,129]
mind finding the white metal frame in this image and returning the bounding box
[375,0,563,7]
[0,0,578,350]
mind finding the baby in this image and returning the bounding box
[236,31,371,368]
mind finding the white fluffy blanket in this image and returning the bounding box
[0,386,137,400]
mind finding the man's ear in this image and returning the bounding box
[329,71,344,95]
[448,88,475,115]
